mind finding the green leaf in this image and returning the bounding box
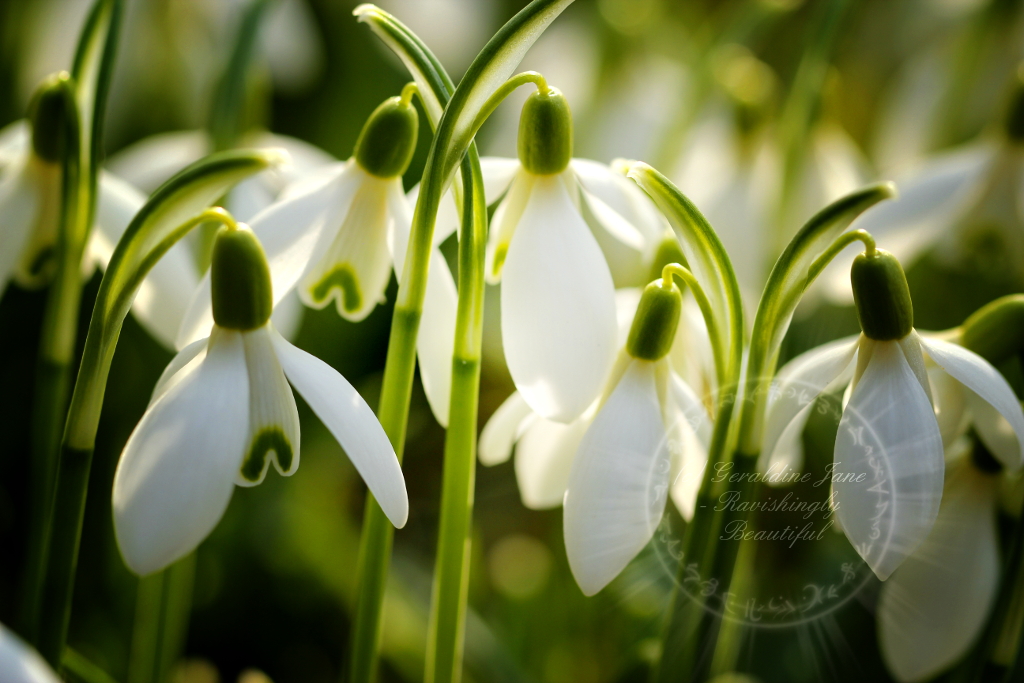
[627,162,744,389]
[62,648,120,683]
[750,181,896,379]
[65,149,283,450]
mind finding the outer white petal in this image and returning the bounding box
[929,365,969,447]
[0,155,39,291]
[298,170,393,321]
[515,411,590,509]
[919,334,1024,471]
[572,158,664,246]
[149,337,209,407]
[479,156,522,202]
[389,183,456,427]
[175,162,354,348]
[113,328,250,576]
[834,340,945,581]
[668,372,711,521]
[878,462,999,683]
[238,327,301,486]
[0,121,29,161]
[479,392,535,466]
[578,186,648,288]
[89,173,199,349]
[404,182,460,247]
[242,132,336,182]
[269,290,305,342]
[270,329,408,528]
[105,130,211,194]
[0,623,60,683]
[501,174,618,422]
[564,360,670,595]
[760,336,860,480]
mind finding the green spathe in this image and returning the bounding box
[851,248,913,341]
[627,280,682,361]
[961,294,1024,365]
[518,87,572,175]
[354,96,419,178]
[30,72,75,163]
[211,227,273,330]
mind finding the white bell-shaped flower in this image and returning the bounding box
[174,91,459,427]
[113,224,407,576]
[483,86,666,423]
[761,248,1024,579]
[480,287,712,517]
[0,623,59,683]
[877,440,1006,683]
[559,278,711,596]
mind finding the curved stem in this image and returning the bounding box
[806,229,875,282]
[662,262,725,389]
[400,81,419,106]
[467,71,548,145]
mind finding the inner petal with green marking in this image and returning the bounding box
[309,263,363,314]
[240,427,294,483]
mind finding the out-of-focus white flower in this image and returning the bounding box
[0,623,59,683]
[877,440,1007,683]
[113,224,407,576]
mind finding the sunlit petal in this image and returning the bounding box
[0,622,59,683]
[479,392,535,466]
[113,328,249,575]
[667,372,711,520]
[105,130,211,194]
[485,170,534,283]
[515,410,590,509]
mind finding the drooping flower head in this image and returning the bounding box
[113,220,408,575]
[762,245,1024,579]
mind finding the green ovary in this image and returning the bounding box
[240,427,293,482]
[310,264,362,313]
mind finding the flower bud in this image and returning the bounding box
[961,294,1024,364]
[29,72,75,163]
[354,95,419,178]
[627,279,682,361]
[518,87,572,175]
[211,226,273,330]
[851,249,913,341]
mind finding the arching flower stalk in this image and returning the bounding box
[113,220,408,575]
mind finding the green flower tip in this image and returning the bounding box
[627,279,682,361]
[518,86,573,175]
[961,294,1024,364]
[850,248,913,341]
[1006,63,1024,142]
[211,224,273,331]
[354,89,419,178]
[29,71,75,163]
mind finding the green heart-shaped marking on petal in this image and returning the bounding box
[240,427,293,483]
[311,264,363,313]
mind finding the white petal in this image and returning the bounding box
[0,156,39,291]
[241,131,336,182]
[667,372,711,521]
[149,337,209,407]
[485,170,535,283]
[578,186,649,287]
[834,340,945,580]
[479,392,535,466]
[226,175,278,223]
[269,290,305,342]
[0,623,60,683]
[404,183,461,247]
[919,334,1024,471]
[878,462,999,683]
[930,365,969,447]
[105,130,211,194]
[113,328,250,575]
[564,360,670,595]
[298,171,393,321]
[0,121,29,161]
[571,158,664,247]
[515,411,590,509]
[479,156,522,202]
[501,174,618,422]
[270,329,408,528]
[238,327,301,486]
[760,336,860,480]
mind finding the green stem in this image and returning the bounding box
[127,554,196,683]
[662,262,725,389]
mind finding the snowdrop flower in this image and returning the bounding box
[877,437,1015,683]
[0,623,59,683]
[561,275,712,595]
[113,222,407,575]
[175,86,459,426]
[484,83,663,423]
[761,245,1024,579]
[480,285,712,516]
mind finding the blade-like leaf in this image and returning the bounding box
[65,149,284,449]
[627,162,744,388]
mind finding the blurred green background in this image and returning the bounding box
[2,1,1024,682]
